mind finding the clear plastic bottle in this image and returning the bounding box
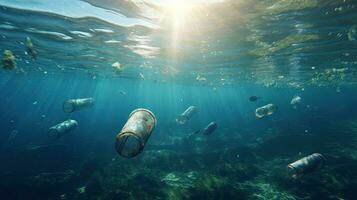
[255,104,277,119]
[176,106,197,125]
[48,119,78,139]
[63,98,94,113]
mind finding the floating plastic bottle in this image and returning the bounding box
[25,37,37,59]
[348,25,357,41]
[48,119,78,139]
[115,109,156,158]
[1,50,16,70]
[290,95,302,108]
[288,153,325,178]
[112,62,123,75]
[63,98,95,113]
[176,106,197,125]
[255,104,277,119]
[202,121,217,135]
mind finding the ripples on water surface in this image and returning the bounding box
[1,0,357,200]
[0,0,356,87]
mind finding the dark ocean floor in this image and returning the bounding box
[1,116,357,200]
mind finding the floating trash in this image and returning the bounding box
[176,106,197,125]
[249,96,260,102]
[202,121,218,135]
[288,153,325,178]
[25,37,37,59]
[48,119,78,139]
[139,73,145,80]
[255,104,277,119]
[290,95,302,108]
[118,90,127,95]
[112,62,123,75]
[348,25,357,41]
[196,74,206,82]
[115,109,156,158]
[1,50,16,69]
[63,98,95,113]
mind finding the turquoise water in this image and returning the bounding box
[1,0,357,199]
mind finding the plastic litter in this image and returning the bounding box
[115,109,156,158]
[288,153,325,178]
[202,122,217,135]
[48,119,78,139]
[63,98,94,113]
[255,104,277,119]
[176,106,197,125]
[25,37,37,59]
[1,50,16,69]
[290,95,302,108]
[112,62,123,75]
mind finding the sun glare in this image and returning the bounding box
[166,0,192,27]
[160,0,194,47]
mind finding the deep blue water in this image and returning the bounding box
[1,0,357,199]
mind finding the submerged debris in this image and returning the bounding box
[139,72,145,80]
[249,96,260,102]
[63,98,95,113]
[1,50,16,69]
[290,95,302,108]
[196,74,207,82]
[112,62,123,75]
[48,119,78,139]
[115,109,156,158]
[348,25,357,41]
[176,106,198,125]
[287,153,325,178]
[255,104,277,119]
[77,186,86,194]
[118,90,127,95]
[25,37,37,59]
[311,67,348,87]
[202,121,218,136]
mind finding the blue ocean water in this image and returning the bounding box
[1,0,357,199]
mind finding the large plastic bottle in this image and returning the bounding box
[288,153,325,178]
[176,106,197,125]
[255,104,277,119]
[48,119,78,139]
[202,122,217,135]
[63,98,94,113]
[115,109,156,158]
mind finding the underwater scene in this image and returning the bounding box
[1,0,357,199]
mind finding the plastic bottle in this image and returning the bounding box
[63,98,94,113]
[48,119,78,139]
[290,95,302,108]
[255,104,277,119]
[115,109,156,158]
[176,106,197,125]
[202,122,217,135]
[288,153,325,178]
